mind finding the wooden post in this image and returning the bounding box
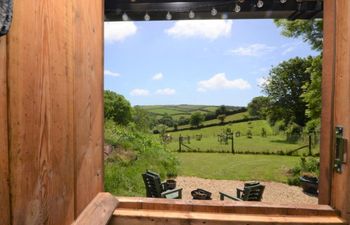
[231,133,235,154]
[308,134,312,156]
[179,135,182,152]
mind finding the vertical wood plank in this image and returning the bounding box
[331,0,350,222]
[7,1,75,224]
[319,0,336,205]
[0,35,11,225]
[73,0,104,217]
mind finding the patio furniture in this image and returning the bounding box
[219,183,265,201]
[191,189,212,200]
[142,171,182,199]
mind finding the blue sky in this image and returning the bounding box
[104,19,318,106]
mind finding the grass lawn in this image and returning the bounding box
[176,153,300,183]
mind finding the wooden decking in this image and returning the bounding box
[109,197,346,225]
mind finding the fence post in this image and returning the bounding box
[308,134,312,156]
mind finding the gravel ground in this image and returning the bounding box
[176,176,318,205]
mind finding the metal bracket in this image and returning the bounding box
[334,126,347,173]
[0,0,13,36]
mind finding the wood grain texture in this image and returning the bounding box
[73,0,104,217]
[115,197,339,217]
[0,35,11,225]
[7,1,75,224]
[319,0,336,205]
[72,193,118,225]
[331,0,350,222]
[110,209,346,225]
[5,0,104,224]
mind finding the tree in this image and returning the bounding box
[247,96,270,119]
[216,105,228,116]
[158,113,174,127]
[274,19,323,51]
[263,57,313,126]
[301,55,322,132]
[217,114,226,124]
[133,106,151,132]
[104,90,132,125]
[190,112,204,128]
[274,19,323,130]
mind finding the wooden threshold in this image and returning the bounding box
[110,197,346,225]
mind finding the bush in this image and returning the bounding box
[287,157,319,186]
[104,121,179,196]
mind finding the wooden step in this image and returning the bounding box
[110,208,346,225]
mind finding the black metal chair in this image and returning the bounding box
[142,171,182,199]
[219,183,265,201]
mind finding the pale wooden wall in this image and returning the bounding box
[320,0,350,222]
[0,0,103,224]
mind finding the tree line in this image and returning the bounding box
[247,19,322,134]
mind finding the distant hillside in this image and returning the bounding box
[140,104,244,120]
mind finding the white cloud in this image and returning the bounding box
[152,73,164,80]
[165,20,232,40]
[281,42,302,55]
[197,73,251,92]
[256,77,269,86]
[229,44,275,57]
[104,70,120,77]
[104,22,137,43]
[155,88,176,96]
[130,89,150,96]
[282,46,295,55]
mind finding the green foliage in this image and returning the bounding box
[274,19,323,51]
[287,157,319,186]
[247,96,270,119]
[215,105,228,116]
[104,90,132,126]
[190,112,205,128]
[132,106,152,132]
[104,121,179,196]
[217,114,226,124]
[301,55,322,132]
[263,57,313,126]
[158,113,175,127]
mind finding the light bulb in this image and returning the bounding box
[189,10,195,19]
[211,7,218,16]
[144,13,150,21]
[234,4,241,13]
[122,12,128,21]
[257,0,264,8]
[280,0,287,3]
[166,12,172,20]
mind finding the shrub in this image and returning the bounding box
[104,121,179,196]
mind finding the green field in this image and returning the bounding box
[141,104,242,120]
[163,120,318,155]
[177,153,300,183]
[176,111,250,129]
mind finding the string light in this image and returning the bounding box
[234,4,241,13]
[122,12,128,21]
[144,12,150,21]
[166,12,172,20]
[257,0,264,8]
[189,10,195,19]
[211,7,218,16]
